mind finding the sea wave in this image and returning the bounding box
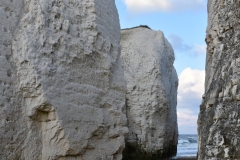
[175,134,198,158]
[188,139,197,143]
[178,139,190,144]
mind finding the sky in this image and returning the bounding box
[115,0,208,134]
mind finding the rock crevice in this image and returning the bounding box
[0,1,179,159]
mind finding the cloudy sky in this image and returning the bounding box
[116,0,207,134]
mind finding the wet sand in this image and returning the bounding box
[176,158,196,160]
[170,157,196,160]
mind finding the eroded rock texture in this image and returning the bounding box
[121,26,178,159]
[198,0,240,159]
[0,0,127,159]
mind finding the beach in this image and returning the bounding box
[170,157,196,160]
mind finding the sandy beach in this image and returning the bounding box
[175,158,196,160]
[170,157,196,160]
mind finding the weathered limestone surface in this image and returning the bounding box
[198,0,240,159]
[0,0,127,159]
[121,26,178,159]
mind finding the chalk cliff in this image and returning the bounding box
[121,26,178,159]
[0,0,127,159]
[198,0,240,159]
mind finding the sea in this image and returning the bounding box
[171,134,198,159]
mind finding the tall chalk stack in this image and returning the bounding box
[0,0,127,159]
[198,0,240,159]
[121,26,178,159]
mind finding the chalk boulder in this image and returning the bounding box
[121,26,178,159]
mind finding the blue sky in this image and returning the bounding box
[116,0,208,134]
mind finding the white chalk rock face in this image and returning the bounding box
[121,26,178,159]
[0,0,127,159]
[198,0,240,159]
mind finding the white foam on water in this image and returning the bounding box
[174,134,198,158]
[178,139,190,144]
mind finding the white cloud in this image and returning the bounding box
[178,67,205,101]
[169,34,191,51]
[122,0,206,13]
[177,68,205,134]
[169,34,206,56]
[177,110,198,127]
[193,44,206,55]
